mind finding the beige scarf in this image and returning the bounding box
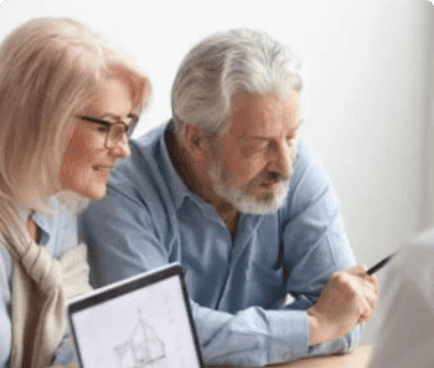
[0,206,92,368]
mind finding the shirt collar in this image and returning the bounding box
[16,198,57,246]
[32,211,52,246]
[159,121,197,210]
[157,121,268,232]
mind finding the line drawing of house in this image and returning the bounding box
[114,311,168,368]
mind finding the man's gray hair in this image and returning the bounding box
[171,29,303,141]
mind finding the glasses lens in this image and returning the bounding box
[108,123,129,146]
[125,117,138,137]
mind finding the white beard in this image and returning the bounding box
[207,151,293,215]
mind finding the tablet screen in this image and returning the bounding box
[70,271,202,368]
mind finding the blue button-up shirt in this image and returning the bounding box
[0,198,78,367]
[80,121,361,367]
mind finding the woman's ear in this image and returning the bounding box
[182,123,210,161]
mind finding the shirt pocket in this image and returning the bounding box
[244,259,285,309]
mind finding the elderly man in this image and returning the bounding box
[81,29,378,367]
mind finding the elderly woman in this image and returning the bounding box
[0,18,151,368]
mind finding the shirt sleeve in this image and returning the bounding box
[52,332,79,366]
[191,299,360,366]
[278,140,361,358]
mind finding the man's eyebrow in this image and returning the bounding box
[246,120,304,141]
[248,136,271,141]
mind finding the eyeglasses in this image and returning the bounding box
[78,115,139,148]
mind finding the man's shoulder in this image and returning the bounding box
[128,122,169,167]
[288,138,328,191]
[132,122,168,150]
[103,121,183,215]
[296,137,310,154]
[277,138,337,218]
[293,138,319,171]
[109,122,169,187]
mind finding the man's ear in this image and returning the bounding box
[183,123,209,161]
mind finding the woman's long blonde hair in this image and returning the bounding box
[0,17,151,246]
[0,17,151,213]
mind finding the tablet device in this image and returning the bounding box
[68,263,204,368]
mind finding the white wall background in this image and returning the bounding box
[0,0,432,344]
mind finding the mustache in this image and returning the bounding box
[259,171,290,185]
[242,170,291,195]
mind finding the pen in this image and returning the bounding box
[366,253,397,275]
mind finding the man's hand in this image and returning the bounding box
[307,264,378,346]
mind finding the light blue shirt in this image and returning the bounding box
[80,121,361,367]
[0,198,78,367]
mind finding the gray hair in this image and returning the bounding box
[0,17,151,212]
[171,28,303,141]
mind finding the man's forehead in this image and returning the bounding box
[231,91,300,111]
[228,92,300,137]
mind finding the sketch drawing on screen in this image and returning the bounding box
[114,309,168,368]
[69,267,203,368]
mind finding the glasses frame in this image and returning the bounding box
[78,115,139,148]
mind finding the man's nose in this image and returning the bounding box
[268,142,292,178]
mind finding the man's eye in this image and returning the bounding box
[244,142,267,154]
[286,136,296,144]
[257,142,269,151]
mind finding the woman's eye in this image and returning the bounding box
[96,124,110,133]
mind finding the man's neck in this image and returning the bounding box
[166,130,240,238]
[218,207,240,240]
